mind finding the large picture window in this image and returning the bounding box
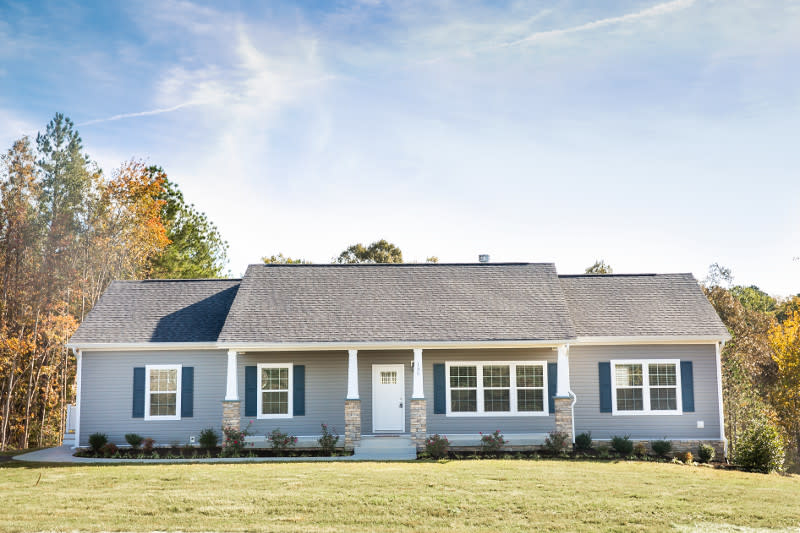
[145,364,181,420]
[257,363,293,419]
[446,362,548,416]
[611,360,681,415]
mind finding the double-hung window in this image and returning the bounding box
[446,362,548,416]
[145,364,181,420]
[611,360,681,415]
[257,363,293,419]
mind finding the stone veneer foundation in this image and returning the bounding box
[410,399,427,450]
[344,399,361,449]
[222,400,240,431]
[553,397,574,442]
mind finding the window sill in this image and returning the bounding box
[445,411,549,417]
[611,410,683,416]
[256,414,293,420]
[143,415,181,421]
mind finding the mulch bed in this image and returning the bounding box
[74,446,353,459]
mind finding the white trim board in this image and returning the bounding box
[69,335,728,352]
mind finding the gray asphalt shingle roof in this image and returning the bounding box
[218,263,576,343]
[68,265,730,346]
[558,273,729,338]
[68,279,240,344]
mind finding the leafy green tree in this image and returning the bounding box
[336,239,403,264]
[730,285,777,314]
[262,253,310,264]
[585,260,612,274]
[146,169,228,278]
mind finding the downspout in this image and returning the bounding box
[715,341,727,459]
[569,390,577,443]
[74,349,82,450]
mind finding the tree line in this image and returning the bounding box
[0,114,227,450]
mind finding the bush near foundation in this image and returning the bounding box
[423,434,450,459]
[697,443,716,463]
[88,433,108,453]
[574,432,593,451]
[651,440,672,457]
[732,419,786,473]
[543,431,570,455]
[124,433,143,450]
[611,435,633,455]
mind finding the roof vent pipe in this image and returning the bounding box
[478,254,490,263]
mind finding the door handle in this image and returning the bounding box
[399,401,403,408]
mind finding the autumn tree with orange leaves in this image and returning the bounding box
[0,114,223,450]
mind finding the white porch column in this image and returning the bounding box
[225,350,239,401]
[74,349,82,449]
[412,348,424,399]
[556,344,570,397]
[347,349,359,400]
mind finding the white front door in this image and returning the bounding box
[372,364,405,432]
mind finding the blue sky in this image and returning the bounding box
[1,0,798,295]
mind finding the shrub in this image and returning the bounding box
[633,442,648,458]
[574,432,593,451]
[125,433,143,450]
[318,424,339,456]
[479,430,507,455]
[198,428,220,449]
[101,442,118,458]
[610,435,633,455]
[424,434,450,459]
[651,440,672,457]
[732,419,786,473]
[543,431,570,455]
[221,421,251,458]
[142,437,155,454]
[88,433,108,453]
[269,428,298,452]
[697,443,716,464]
[677,451,693,464]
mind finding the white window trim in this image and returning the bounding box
[610,359,683,416]
[256,363,293,419]
[144,364,182,421]
[445,361,549,417]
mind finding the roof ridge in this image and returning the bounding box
[111,278,242,283]
[249,262,554,267]
[559,273,693,278]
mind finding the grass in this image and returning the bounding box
[0,459,798,532]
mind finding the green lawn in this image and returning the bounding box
[0,459,798,532]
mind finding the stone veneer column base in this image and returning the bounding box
[345,399,361,449]
[410,399,427,450]
[553,397,574,443]
[222,400,241,431]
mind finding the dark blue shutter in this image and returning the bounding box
[181,367,194,418]
[680,361,694,412]
[245,366,257,417]
[599,362,612,413]
[293,365,305,416]
[132,367,145,418]
[433,364,446,414]
[547,362,557,413]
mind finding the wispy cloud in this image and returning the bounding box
[413,0,695,66]
[504,0,696,47]
[77,101,202,126]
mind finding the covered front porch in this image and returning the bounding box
[220,345,575,450]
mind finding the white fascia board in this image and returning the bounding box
[66,342,223,352]
[222,339,570,351]
[573,335,728,346]
[68,336,730,352]
[68,339,571,352]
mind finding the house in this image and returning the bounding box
[66,263,730,455]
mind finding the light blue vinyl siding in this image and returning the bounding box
[78,344,722,446]
[79,349,227,447]
[570,344,721,440]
